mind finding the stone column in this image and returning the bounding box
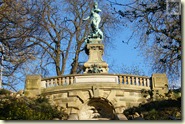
[84,39,109,73]
[24,75,42,97]
[151,73,169,99]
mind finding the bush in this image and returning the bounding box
[124,98,181,120]
[0,89,12,95]
[0,95,68,120]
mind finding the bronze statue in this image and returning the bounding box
[83,2,103,41]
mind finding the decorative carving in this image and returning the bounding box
[87,64,103,73]
[83,43,108,73]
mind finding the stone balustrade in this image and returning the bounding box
[40,74,151,89]
[24,73,168,120]
[25,73,168,98]
[41,75,75,88]
[117,74,150,87]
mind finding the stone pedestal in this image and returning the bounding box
[151,73,169,98]
[24,75,42,97]
[84,39,109,73]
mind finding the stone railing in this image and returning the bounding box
[25,73,168,98]
[40,74,151,88]
[117,74,151,87]
[41,75,76,88]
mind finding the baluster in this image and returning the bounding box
[70,77,74,84]
[123,76,127,84]
[45,81,47,88]
[143,78,146,86]
[72,76,74,84]
[58,77,61,86]
[140,78,143,86]
[66,77,69,85]
[45,80,48,87]
[51,79,53,87]
[55,78,58,86]
[44,80,47,87]
[48,80,51,87]
[135,77,138,85]
[147,78,150,87]
[47,80,49,87]
[119,76,123,84]
[127,76,130,85]
[62,77,65,85]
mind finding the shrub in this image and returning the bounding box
[0,95,68,120]
[124,98,181,120]
[0,89,12,95]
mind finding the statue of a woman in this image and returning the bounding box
[83,2,103,40]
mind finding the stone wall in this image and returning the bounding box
[24,73,169,120]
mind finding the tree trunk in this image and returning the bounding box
[55,42,61,76]
[70,44,81,74]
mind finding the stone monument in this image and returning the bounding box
[24,1,170,120]
[83,2,109,73]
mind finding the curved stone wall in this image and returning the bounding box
[41,82,149,120]
[24,73,168,120]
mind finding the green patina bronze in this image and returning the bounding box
[83,2,103,43]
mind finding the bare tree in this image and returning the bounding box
[29,0,121,75]
[0,0,41,89]
[112,64,145,76]
[0,0,123,90]
[25,0,74,76]
[109,0,181,79]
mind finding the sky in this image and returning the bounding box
[2,0,182,91]
[104,30,152,76]
[100,0,152,76]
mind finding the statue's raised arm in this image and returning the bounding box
[83,2,103,42]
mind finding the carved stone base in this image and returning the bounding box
[84,62,108,73]
[84,42,109,73]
